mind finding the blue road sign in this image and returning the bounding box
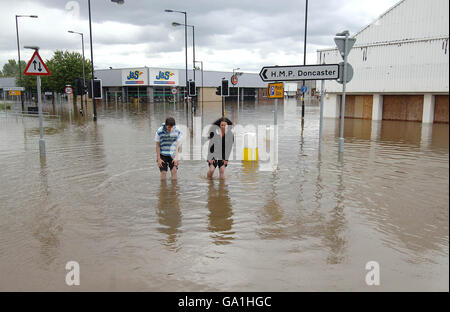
[301,85,307,93]
[270,86,275,96]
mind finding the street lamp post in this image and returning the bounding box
[301,0,308,120]
[15,14,38,112]
[68,30,87,113]
[165,9,188,106]
[172,22,196,107]
[88,0,124,122]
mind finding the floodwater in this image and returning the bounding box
[0,98,448,291]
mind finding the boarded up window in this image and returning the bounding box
[434,95,449,123]
[340,95,373,119]
[383,95,423,121]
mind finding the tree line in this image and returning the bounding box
[1,50,92,94]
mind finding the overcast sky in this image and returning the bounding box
[1,0,399,73]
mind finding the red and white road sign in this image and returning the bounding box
[171,87,178,95]
[24,51,50,76]
[231,74,238,85]
[65,86,73,95]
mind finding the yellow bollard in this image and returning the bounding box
[243,133,258,161]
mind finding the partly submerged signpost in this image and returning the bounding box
[259,33,356,156]
[24,47,50,157]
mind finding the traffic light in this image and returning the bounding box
[216,86,221,96]
[221,79,229,96]
[74,78,84,96]
[88,79,102,99]
[188,80,196,96]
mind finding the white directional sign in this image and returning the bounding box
[24,51,50,76]
[2,87,25,91]
[259,64,339,82]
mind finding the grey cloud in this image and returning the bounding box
[0,0,398,70]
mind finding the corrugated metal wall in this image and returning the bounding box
[318,38,449,93]
[317,0,449,94]
[355,0,448,45]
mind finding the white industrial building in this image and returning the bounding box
[317,0,449,123]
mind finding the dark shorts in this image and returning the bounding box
[159,154,178,172]
[207,159,228,169]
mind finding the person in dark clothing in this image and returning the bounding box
[206,117,234,179]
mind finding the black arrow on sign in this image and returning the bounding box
[38,62,42,72]
[33,60,37,70]
[259,68,268,81]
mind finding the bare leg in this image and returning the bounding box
[207,164,215,178]
[160,171,167,180]
[219,166,226,179]
[171,166,178,180]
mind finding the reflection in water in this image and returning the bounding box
[380,120,422,145]
[258,173,284,239]
[324,160,347,265]
[207,180,234,245]
[156,180,182,251]
[32,157,62,266]
[0,98,448,291]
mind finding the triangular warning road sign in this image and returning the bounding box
[334,37,356,60]
[24,51,50,76]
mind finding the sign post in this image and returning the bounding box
[260,63,344,157]
[334,31,356,153]
[24,47,50,157]
[221,79,229,117]
[319,79,325,154]
[267,82,283,169]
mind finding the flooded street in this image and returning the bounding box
[0,98,448,291]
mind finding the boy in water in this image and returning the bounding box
[155,117,182,180]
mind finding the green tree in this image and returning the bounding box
[15,50,92,93]
[41,50,92,93]
[1,59,26,77]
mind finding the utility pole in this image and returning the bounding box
[301,0,308,120]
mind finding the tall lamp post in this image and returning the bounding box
[16,14,38,112]
[88,0,124,122]
[301,0,308,120]
[68,30,87,112]
[172,22,195,84]
[165,9,188,106]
